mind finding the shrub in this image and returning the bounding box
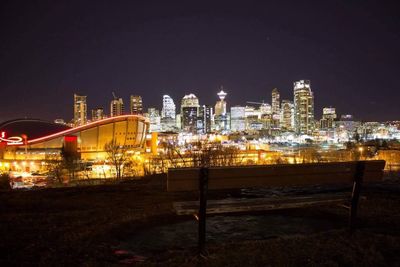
[0,173,11,190]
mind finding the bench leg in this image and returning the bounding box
[349,161,365,232]
[349,180,361,232]
[198,167,208,255]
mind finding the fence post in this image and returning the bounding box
[198,167,209,255]
[349,161,365,232]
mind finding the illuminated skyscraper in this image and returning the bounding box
[280,100,294,131]
[110,98,124,117]
[214,87,228,131]
[130,95,143,114]
[294,80,314,134]
[161,95,176,119]
[259,103,272,115]
[271,88,280,115]
[198,105,213,134]
[73,94,87,126]
[181,94,199,133]
[271,88,281,129]
[148,107,161,132]
[91,108,104,121]
[161,95,176,132]
[320,107,337,130]
[215,89,227,116]
[230,106,246,132]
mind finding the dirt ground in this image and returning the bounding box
[0,175,399,266]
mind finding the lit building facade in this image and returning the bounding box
[335,115,360,142]
[161,95,176,119]
[148,108,161,132]
[74,94,87,126]
[160,95,177,132]
[198,105,213,134]
[280,100,294,131]
[294,80,314,135]
[130,95,143,114]
[181,94,199,133]
[91,108,105,121]
[271,88,280,129]
[0,115,149,165]
[320,107,337,130]
[259,103,272,130]
[110,98,124,117]
[214,89,228,131]
[271,88,280,115]
[230,106,246,132]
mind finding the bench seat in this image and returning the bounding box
[173,192,356,215]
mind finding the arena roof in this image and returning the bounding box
[0,118,71,140]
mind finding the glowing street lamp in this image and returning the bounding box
[21,134,28,159]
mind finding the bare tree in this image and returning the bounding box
[61,145,80,181]
[46,160,64,184]
[104,139,129,179]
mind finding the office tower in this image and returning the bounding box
[259,103,272,115]
[335,114,361,142]
[148,108,161,132]
[160,95,177,132]
[259,104,272,130]
[181,93,199,108]
[198,105,213,134]
[161,95,176,119]
[230,106,246,132]
[280,100,294,131]
[271,88,281,129]
[244,106,261,130]
[91,108,104,121]
[181,94,199,133]
[130,95,143,114]
[294,80,314,134]
[271,88,280,115]
[176,114,182,129]
[320,107,337,130]
[110,98,124,117]
[214,88,228,131]
[73,94,87,126]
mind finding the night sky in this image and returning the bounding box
[0,0,399,123]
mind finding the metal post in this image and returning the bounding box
[349,161,365,232]
[198,167,209,255]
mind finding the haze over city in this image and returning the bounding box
[1,0,399,122]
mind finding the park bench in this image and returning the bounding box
[167,160,386,254]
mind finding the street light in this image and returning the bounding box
[358,147,364,160]
[21,134,28,159]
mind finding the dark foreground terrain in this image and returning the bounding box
[1,176,400,266]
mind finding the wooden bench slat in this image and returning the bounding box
[173,193,352,215]
[167,161,385,192]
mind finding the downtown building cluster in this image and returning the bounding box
[143,80,399,143]
[144,80,317,137]
[68,80,400,144]
[70,93,143,126]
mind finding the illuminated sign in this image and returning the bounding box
[64,136,77,142]
[0,131,24,145]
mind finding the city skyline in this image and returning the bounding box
[2,82,398,124]
[1,1,399,122]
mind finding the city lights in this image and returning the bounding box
[1,82,399,180]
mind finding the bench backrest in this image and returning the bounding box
[167,160,386,192]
